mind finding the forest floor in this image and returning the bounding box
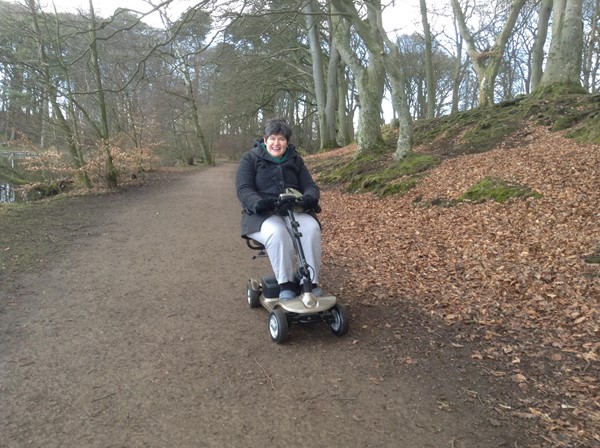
[0,124,597,447]
[306,126,599,448]
[1,161,545,448]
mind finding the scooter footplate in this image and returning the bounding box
[269,295,336,313]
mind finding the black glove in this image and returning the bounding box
[301,194,319,211]
[252,198,275,214]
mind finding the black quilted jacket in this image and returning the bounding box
[235,139,320,237]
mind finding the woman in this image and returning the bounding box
[236,118,322,300]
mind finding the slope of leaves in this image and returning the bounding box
[307,126,599,447]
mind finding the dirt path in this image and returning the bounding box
[1,164,535,447]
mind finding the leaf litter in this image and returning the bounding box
[307,126,599,447]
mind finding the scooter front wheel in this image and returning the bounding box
[329,304,349,336]
[268,308,289,343]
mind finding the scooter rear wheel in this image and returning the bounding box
[247,280,260,308]
[268,308,289,343]
[329,303,349,336]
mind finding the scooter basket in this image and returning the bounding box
[262,273,304,298]
[261,274,280,298]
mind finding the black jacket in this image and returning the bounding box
[235,140,320,237]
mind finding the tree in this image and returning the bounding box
[396,33,455,118]
[330,0,386,154]
[303,0,332,150]
[582,0,600,92]
[204,1,326,152]
[87,0,118,187]
[451,0,527,106]
[6,0,180,185]
[531,0,553,91]
[158,6,215,165]
[26,0,91,186]
[332,0,413,159]
[419,0,436,118]
[538,0,585,90]
[324,11,342,147]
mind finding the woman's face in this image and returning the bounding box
[264,134,288,159]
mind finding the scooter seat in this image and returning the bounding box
[243,236,265,251]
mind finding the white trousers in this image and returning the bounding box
[248,213,321,285]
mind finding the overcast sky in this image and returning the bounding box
[32,0,423,34]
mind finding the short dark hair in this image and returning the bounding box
[264,118,292,141]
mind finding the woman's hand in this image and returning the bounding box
[301,194,319,211]
[252,198,276,214]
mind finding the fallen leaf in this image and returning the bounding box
[512,374,527,383]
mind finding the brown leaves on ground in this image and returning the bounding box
[308,126,599,447]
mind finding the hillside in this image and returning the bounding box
[305,95,599,447]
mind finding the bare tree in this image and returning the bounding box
[451,0,527,106]
[332,0,413,159]
[419,0,436,118]
[539,0,585,90]
[87,0,118,186]
[303,0,332,150]
[531,0,553,91]
[582,0,599,91]
[26,0,91,186]
[158,6,215,165]
[324,9,342,147]
[330,1,386,154]
[450,19,466,113]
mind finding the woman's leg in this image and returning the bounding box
[247,215,295,284]
[294,213,322,286]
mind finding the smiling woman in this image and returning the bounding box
[236,118,323,300]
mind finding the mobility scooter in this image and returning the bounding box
[245,188,350,343]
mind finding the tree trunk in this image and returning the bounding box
[39,94,47,149]
[539,0,584,90]
[88,0,117,187]
[387,45,413,160]
[419,0,436,118]
[324,15,340,148]
[331,1,385,154]
[450,19,464,114]
[336,63,352,146]
[182,65,214,165]
[364,1,413,159]
[355,68,385,153]
[331,1,389,154]
[582,0,599,91]
[303,0,329,150]
[531,0,553,91]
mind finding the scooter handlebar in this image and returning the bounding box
[277,193,300,205]
[275,192,321,214]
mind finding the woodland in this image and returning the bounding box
[0,0,598,189]
[0,0,598,446]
